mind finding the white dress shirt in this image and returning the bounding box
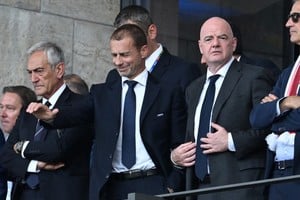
[112,69,156,172]
[194,57,236,151]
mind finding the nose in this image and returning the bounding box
[0,108,7,118]
[31,72,39,83]
[113,55,123,66]
[212,37,220,47]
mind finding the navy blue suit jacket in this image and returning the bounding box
[0,87,92,200]
[51,73,187,200]
[250,66,300,177]
[0,132,6,200]
[106,47,202,92]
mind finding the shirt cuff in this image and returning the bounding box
[21,141,30,158]
[227,132,236,152]
[27,160,40,173]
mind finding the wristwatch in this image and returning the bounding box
[14,141,25,154]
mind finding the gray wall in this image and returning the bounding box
[0,0,120,88]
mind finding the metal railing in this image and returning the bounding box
[127,174,300,200]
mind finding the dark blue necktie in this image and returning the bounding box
[195,75,220,180]
[122,80,137,169]
[26,101,51,189]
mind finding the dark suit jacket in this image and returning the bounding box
[0,87,92,200]
[0,132,6,200]
[185,60,273,200]
[51,73,187,200]
[106,47,203,92]
[239,54,281,84]
[250,66,300,177]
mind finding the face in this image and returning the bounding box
[110,36,147,79]
[0,92,23,133]
[286,1,300,45]
[27,51,64,99]
[199,17,237,69]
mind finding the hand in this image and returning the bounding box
[200,122,228,154]
[261,93,278,103]
[171,142,196,167]
[37,161,65,170]
[280,96,300,111]
[26,102,59,123]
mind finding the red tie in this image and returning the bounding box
[288,66,300,96]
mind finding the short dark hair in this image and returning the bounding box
[110,24,147,50]
[2,85,37,108]
[114,5,153,34]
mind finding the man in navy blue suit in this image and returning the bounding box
[27,24,187,200]
[106,5,203,92]
[250,1,300,199]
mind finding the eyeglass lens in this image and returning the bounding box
[289,13,300,23]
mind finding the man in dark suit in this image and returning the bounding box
[250,1,300,199]
[0,85,37,200]
[27,24,186,200]
[0,42,92,200]
[106,5,203,92]
[0,132,6,200]
[171,17,273,199]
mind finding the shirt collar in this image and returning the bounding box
[42,84,66,108]
[121,68,148,87]
[145,44,163,71]
[206,57,234,80]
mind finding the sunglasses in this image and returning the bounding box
[288,12,300,23]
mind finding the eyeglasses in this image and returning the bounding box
[288,12,300,23]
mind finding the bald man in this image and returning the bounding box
[171,17,273,200]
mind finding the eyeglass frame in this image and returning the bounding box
[288,12,300,23]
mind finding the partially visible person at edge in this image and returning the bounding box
[26,24,187,200]
[250,0,300,199]
[0,42,92,200]
[106,5,203,94]
[230,22,281,84]
[0,86,37,200]
[63,73,89,95]
[170,16,273,200]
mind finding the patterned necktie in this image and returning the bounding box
[34,101,51,141]
[122,81,138,169]
[26,101,51,189]
[195,75,220,180]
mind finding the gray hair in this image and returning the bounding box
[27,41,64,69]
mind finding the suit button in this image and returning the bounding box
[105,174,110,179]
[109,155,112,159]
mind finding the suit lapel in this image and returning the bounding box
[107,78,122,121]
[150,48,170,79]
[140,74,160,125]
[186,77,206,141]
[212,61,242,121]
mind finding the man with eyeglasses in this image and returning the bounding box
[250,0,300,199]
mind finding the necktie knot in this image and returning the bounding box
[45,101,51,108]
[125,80,138,89]
[209,74,220,85]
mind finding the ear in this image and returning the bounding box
[55,62,65,79]
[140,45,148,59]
[232,37,237,52]
[147,24,157,40]
[198,40,203,54]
